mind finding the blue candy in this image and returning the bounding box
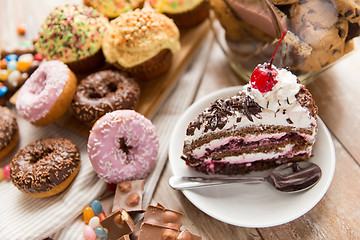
[0,85,8,97]
[7,60,17,71]
[90,200,103,216]
[5,54,18,62]
[94,227,108,239]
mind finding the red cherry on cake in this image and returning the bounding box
[250,29,288,93]
[251,64,278,93]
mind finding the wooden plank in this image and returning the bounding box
[258,134,360,239]
[307,50,360,165]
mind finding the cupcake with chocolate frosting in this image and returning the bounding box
[102,9,180,80]
[34,4,109,72]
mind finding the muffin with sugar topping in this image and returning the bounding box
[102,9,181,80]
[34,4,109,72]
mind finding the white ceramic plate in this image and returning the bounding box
[169,86,336,228]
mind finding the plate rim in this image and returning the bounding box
[169,86,336,228]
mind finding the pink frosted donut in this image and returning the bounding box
[16,60,77,126]
[87,110,159,183]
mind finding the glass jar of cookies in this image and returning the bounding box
[209,0,359,84]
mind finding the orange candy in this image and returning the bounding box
[0,70,9,81]
[83,206,95,224]
[0,59,7,69]
[17,61,31,71]
[16,23,27,35]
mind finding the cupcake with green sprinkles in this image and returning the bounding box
[83,0,145,19]
[34,4,109,73]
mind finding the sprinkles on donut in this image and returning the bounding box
[10,138,81,198]
[87,110,159,183]
[0,106,19,159]
[71,70,140,125]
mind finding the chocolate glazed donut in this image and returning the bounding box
[71,70,140,125]
[10,138,81,198]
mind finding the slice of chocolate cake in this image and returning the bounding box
[182,63,318,175]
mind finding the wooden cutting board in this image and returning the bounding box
[10,20,210,137]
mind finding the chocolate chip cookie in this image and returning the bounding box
[331,0,360,23]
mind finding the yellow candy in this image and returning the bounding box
[83,206,94,224]
[0,168,4,182]
[17,61,31,71]
[0,70,9,81]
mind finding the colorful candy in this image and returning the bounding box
[7,70,21,87]
[0,59,7,69]
[0,70,9,81]
[98,212,106,222]
[17,54,33,71]
[89,216,100,229]
[94,226,108,239]
[16,23,27,35]
[5,54,18,62]
[82,225,96,240]
[0,168,4,182]
[83,206,95,224]
[7,60,17,71]
[34,53,43,61]
[0,84,8,97]
[107,183,117,192]
[90,200,103,216]
[3,164,10,181]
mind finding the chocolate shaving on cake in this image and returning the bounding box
[186,92,262,136]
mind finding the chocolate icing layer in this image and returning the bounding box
[186,92,262,136]
[10,138,80,194]
[0,106,19,151]
[71,70,140,125]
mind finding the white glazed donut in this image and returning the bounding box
[87,110,159,183]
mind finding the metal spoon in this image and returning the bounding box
[169,161,322,192]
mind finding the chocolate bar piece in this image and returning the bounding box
[143,205,183,231]
[112,180,146,213]
[138,223,180,240]
[100,209,135,240]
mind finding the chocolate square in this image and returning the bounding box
[100,209,135,240]
[112,180,146,213]
[138,223,180,240]
[143,205,183,231]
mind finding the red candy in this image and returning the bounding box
[3,164,11,181]
[33,53,43,61]
[107,183,117,192]
[0,59,7,69]
[98,212,106,222]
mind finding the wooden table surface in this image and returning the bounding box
[2,0,360,239]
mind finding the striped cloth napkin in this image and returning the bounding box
[0,117,107,240]
[0,34,213,240]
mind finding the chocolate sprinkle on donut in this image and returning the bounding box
[71,70,140,125]
[0,106,18,151]
[10,138,80,194]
